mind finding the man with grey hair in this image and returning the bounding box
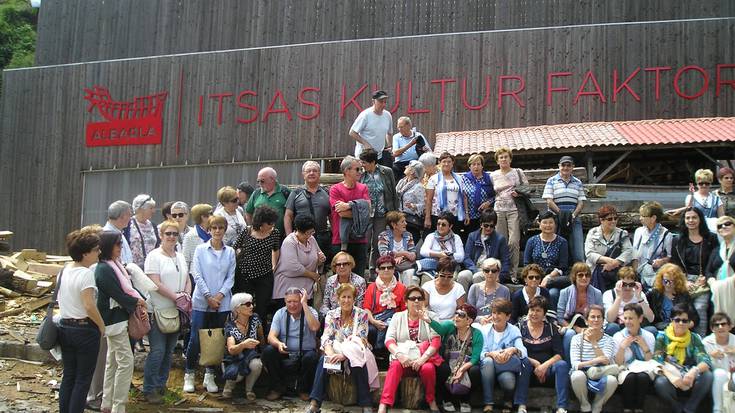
[391,116,431,180]
[284,161,332,262]
[245,166,290,235]
[104,200,134,264]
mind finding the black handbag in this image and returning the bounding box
[36,268,65,350]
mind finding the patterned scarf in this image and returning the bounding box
[196,224,212,242]
[463,170,492,210]
[436,171,466,221]
[434,230,456,253]
[375,276,398,309]
[717,236,735,280]
[664,323,691,365]
[622,328,646,363]
[396,176,418,198]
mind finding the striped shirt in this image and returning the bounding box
[542,173,587,209]
[570,333,615,370]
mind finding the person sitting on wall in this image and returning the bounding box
[391,116,432,180]
[457,210,512,291]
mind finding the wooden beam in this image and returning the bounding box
[593,151,632,183]
[629,164,657,185]
[694,147,720,167]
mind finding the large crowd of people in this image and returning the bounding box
[53,91,734,413]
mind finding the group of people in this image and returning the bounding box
[52,91,735,413]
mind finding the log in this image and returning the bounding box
[399,376,425,409]
[327,372,357,405]
[0,308,24,318]
[25,262,63,277]
[44,255,73,263]
[0,256,18,270]
[23,297,52,312]
[19,249,47,262]
[12,270,38,292]
[0,286,20,298]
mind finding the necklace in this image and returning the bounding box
[540,237,553,259]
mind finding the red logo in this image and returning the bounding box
[84,86,168,147]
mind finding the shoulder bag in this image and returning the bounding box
[36,268,65,350]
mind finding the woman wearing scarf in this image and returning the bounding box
[364,255,407,350]
[461,153,495,238]
[182,203,213,271]
[377,211,417,284]
[396,160,426,243]
[95,231,148,413]
[584,205,634,292]
[490,147,527,277]
[418,211,465,278]
[706,216,735,320]
[703,313,735,413]
[222,293,264,401]
[556,262,603,362]
[510,264,550,324]
[612,303,656,413]
[632,201,672,288]
[424,152,469,239]
[652,303,713,413]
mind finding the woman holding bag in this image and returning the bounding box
[364,255,406,351]
[95,231,148,413]
[143,220,191,403]
[378,286,442,413]
[306,283,375,413]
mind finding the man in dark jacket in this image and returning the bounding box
[457,210,513,289]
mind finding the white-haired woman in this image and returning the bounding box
[169,201,191,246]
[397,159,426,245]
[126,194,160,269]
[222,293,264,401]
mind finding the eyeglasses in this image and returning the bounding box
[588,315,603,320]
[481,223,496,229]
[697,182,711,186]
[163,231,179,237]
[601,216,618,222]
[482,268,500,274]
[717,221,734,230]
[256,179,266,184]
[171,213,186,218]
[239,302,254,307]
[622,282,636,288]
[438,272,454,279]
[210,226,225,231]
[713,322,730,328]
[227,198,239,204]
[526,275,541,281]
[576,272,591,278]
[672,317,690,324]
[334,262,351,267]
[639,215,651,218]
[454,310,468,319]
[407,296,425,302]
[437,222,450,227]
[378,265,395,271]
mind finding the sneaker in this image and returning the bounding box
[460,403,472,413]
[221,380,236,398]
[517,405,527,413]
[203,372,218,393]
[555,409,568,413]
[442,401,456,412]
[183,372,195,393]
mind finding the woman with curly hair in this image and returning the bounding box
[646,263,697,333]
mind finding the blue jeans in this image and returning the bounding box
[143,315,179,394]
[516,360,570,408]
[309,355,372,407]
[548,288,561,314]
[480,359,520,405]
[417,257,439,276]
[604,323,622,336]
[185,310,229,372]
[58,322,100,413]
[562,329,576,363]
[557,207,584,263]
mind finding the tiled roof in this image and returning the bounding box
[434,117,735,155]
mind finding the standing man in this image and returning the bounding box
[236,181,254,210]
[284,160,333,264]
[245,167,290,236]
[391,116,431,180]
[542,156,587,263]
[359,148,397,276]
[102,200,134,265]
[349,90,393,168]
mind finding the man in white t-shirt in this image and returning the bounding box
[349,90,393,161]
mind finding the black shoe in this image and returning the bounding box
[85,399,102,411]
[145,391,163,404]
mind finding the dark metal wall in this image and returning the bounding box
[35,0,735,65]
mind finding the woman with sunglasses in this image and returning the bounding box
[182,204,213,271]
[569,305,618,413]
[611,303,656,413]
[221,293,264,401]
[703,313,735,413]
[584,204,634,292]
[127,194,160,269]
[364,255,406,351]
[632,201,672,288]
[168,201,191,246]
[468,258,511,323]
[422,303,483,413]
[377,211,417,284]
[524,211,569,310]
[706,215,735,280]
[652,303,713,413]
[714,167,735,217]
[320,252,366,318]
[418,211,465,280]
[142,220,191,403]
[214,185,247,246]
[667,169,725,228]
[510,264,550,324]
[422,257,466,321]
[646,263,696,333]
[516,296,570,413]
[459,210,512,290]
[601,266,653,336]
[557,262,603,361]
[378,286,442,413]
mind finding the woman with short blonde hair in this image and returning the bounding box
[490,147,528,276]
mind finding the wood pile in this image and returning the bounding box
[0,249,71,302]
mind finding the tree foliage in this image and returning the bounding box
[0,0,37,70]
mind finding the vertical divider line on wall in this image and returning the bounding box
[176,68,185,156]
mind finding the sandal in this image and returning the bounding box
[245,391,256,401]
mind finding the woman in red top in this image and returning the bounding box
[364,255,407,350]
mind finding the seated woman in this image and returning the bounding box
[524,211,569,310]
[652,303,713,413]
[222,293,264,401]
[510,264,550,324]
[467,258,511,322]
[479,298,528,413]
[557,262,603,362]
[459,210,512,290]
[320,252,366,318]
[516,296,570,413]
[601,266,653,336]
[377,211,417,285]
[611,303,656,413]
[646,263,697,333]
[569,305,618,413]
[632,201,672,288]
[418,211,465,280]
[422,256,466,321]
[364,255,407,350]
[378,286,442,413]
[307,284,374,413]
[584,205,634,292]
[703,313,735,413]
[423,303,484,413]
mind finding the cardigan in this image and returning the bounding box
[94,262,140,327]
[429,320,484,365]
[384,310,439,347]
[556,284,603,323]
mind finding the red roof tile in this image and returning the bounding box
[434,117,735,155]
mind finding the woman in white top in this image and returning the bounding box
[57,227,105,413]
[214,186,247,246]
[703,313,735,413]
[612,303,656,413]
[424,151,469,236]
[143,220,191,403]
[666,169,725,231]
[422,256,466,320]
[418,211,465,278]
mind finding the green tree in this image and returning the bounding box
[0,0,37,70]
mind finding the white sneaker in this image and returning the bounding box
[517,405,527,413]
[460,402,472,413]
[183,372,195,393]
[203,372,218,393]
[555,409,568,413]
[221,380,236,398]
[442,401,456,412]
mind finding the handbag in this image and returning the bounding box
[154,307,180,334]
[445,330,472,395]
[494,355,523,374]
[36,268,65,350]
[198,312,226,366]
[128,305,151,340]
[175,292,192,328]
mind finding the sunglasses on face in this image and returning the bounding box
[576,272,591,279]
[717,221,734,230]
[526,275,541,281]
[239,302,254,308]
[672,317,690,324]
[407,296,425,302]
[713,322,730,328]
[334,262,351,267]
[454,311,468,319]
[622,282,636,288]
[227,198,239,204]
[697,182,711,186]
[171,213,186,218]
[210,226,225,231]
[482,268,500,274]
[437,222,450,227]
[163,231,179,237]
[481,223,496,229]
[378,265,395,271]
[438,272,454,279]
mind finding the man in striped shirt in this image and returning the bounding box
[542,156,586,263]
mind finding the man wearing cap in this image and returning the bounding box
[542,156,587,263]
[349,90,393,163]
